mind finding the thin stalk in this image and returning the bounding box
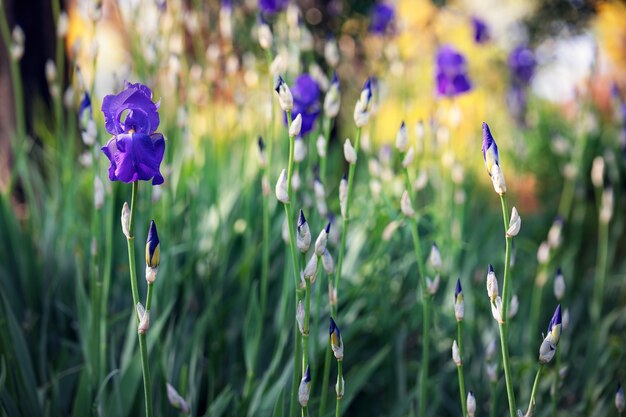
[528,364,545,416]
[490,381,497,417]
[457,321,467,417]
[125,182,153,417]
[319,314,333,417]
[551,349,561,417]
[261,47,274,313]
[591,218,609,323]
[335,360,343,417]
[498,322,516,417]
[320,116,332,185]
[332,126,362,313]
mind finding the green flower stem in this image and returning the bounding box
[490,381,498,417]
[332,126,361,315]
[301,258,317,417]
[320,116,333,185]
[283,110,303,417]
[302,406,310,417]
[591,215,609,323]
[335,360,343,417]
[125,181,153,417]
[498,193,517,417]
[319,314,333,417]
[551,348,561,417]
[528,364,545,416]
[457,321,467,417]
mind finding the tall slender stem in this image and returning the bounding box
[125,182,153,417]
[457,321,467,417]
[528,364,545,416]
[498,322,516,417]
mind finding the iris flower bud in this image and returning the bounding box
[486,264,499,302]
[491,296,504,323]
[402,146,415,167]
[121,202,131,239]
[467,392,476,417]
[336,375,345,398]
[591,156,604,188]
[146,220,160,268]
[339,174,348,218]
[136,302,150,334]
[344,138,357,164]
[297,210,311,253]
[258,23,273,50]
[426,274,440,295]
[547,216,564,249]
[316,134,327,158]
[401,190,415,217]
[396,121,408,152]
[506,207,521,237]
[429,243,442,271]
[353,78,372,127]
[322,249,335,274]
[257,136,267,167]
[325,38,340,68]
[275,169,289,203]
[452,339,461,366]
[482,122,500,176]
[275,76,293,112]
[330,317,344,360]
[324,73,341,118]
[454,277,464,321]
[553,268,565,301]
[539,304,562,364]
[298,366,312,406]
[509,294,519,318]
[297,300,305,334]
[304,255,317,281]
[289,113,302,137]
[294,137,306,162]
[315,222,331,256]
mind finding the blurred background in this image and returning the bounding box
[1,0,626,416]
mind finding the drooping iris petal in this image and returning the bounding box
[101,82,160,135]
[435,45,472,97]
[101,132,165,185]
[369,3,395,35]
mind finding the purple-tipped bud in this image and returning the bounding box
[455,277,462,302]
[330,317,344,360]
[325,221,331,234]
[297,209,311,253]
[298,365,312,406]
[146,220,160,268]
[454,277,464,321]
[482,122,499,176]
[617,383,625,413]
[548,304,562,344]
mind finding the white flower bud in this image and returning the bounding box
[258,23,273,50]
[45,59,57,84]
[467,392,476,417]
[315,224,330,257]
[506,206,521,237]
[325,39,340,68]
[121,202,131,239]
[10,26,25,61]
[297,300,305,334]
[275,77,293,112]
[291,170,301,191]
[429,244,442,270]
[486,266,499,302]
[57,12,68,38]
[322,249,334,274]
[146,266,158,284]
[539,337,556,364]
[289,114,302,137]
[339,176,348,219]
[316,135,327,158]
[490,164,507,195]
[486,363,498,382]
[335,375,345,398]
[396,122,408,152]
[414,170,428,190]
[402,146,415,168]
[455,297,464,321]
[82,119,97,146]
[452,340,461,366]
[591,156,604,188]
[562,308,570,329]
[298,374,311,406]
[294,137,306,163]
[166,383,190,414]
[297,211,311,253]
[426,275,440,295]
[491,296,504,323]
[554,270,565,301]
[136,303,150,334]
[547,218,563,249]
[324,82,341,118]
[343,139,357,164]
[353,99,370,127]
[537,241,550,264]
[486,339,497,359]
[600,187,613,224]
[282,217,290,243]
[616,385,625,414]
[401,190,415,217]
[304,255,317,281]
[275,169,289,203]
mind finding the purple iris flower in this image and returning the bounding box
[286,74,320,136]
[259,0,287,15]
[471,16,490,44]
[508,46,536,85]
[435,45,472,97]
[100,82,165,185]
[369,3,395,35]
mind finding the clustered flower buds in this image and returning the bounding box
[538,304,562,364]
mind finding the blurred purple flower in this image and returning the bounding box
[435,45,472,97]
[100,82,165,185]
[259,0,287,14]
[471,16,490,44]
[369,3,395,35]
[285,74,320,136]
[508,46,536,85]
